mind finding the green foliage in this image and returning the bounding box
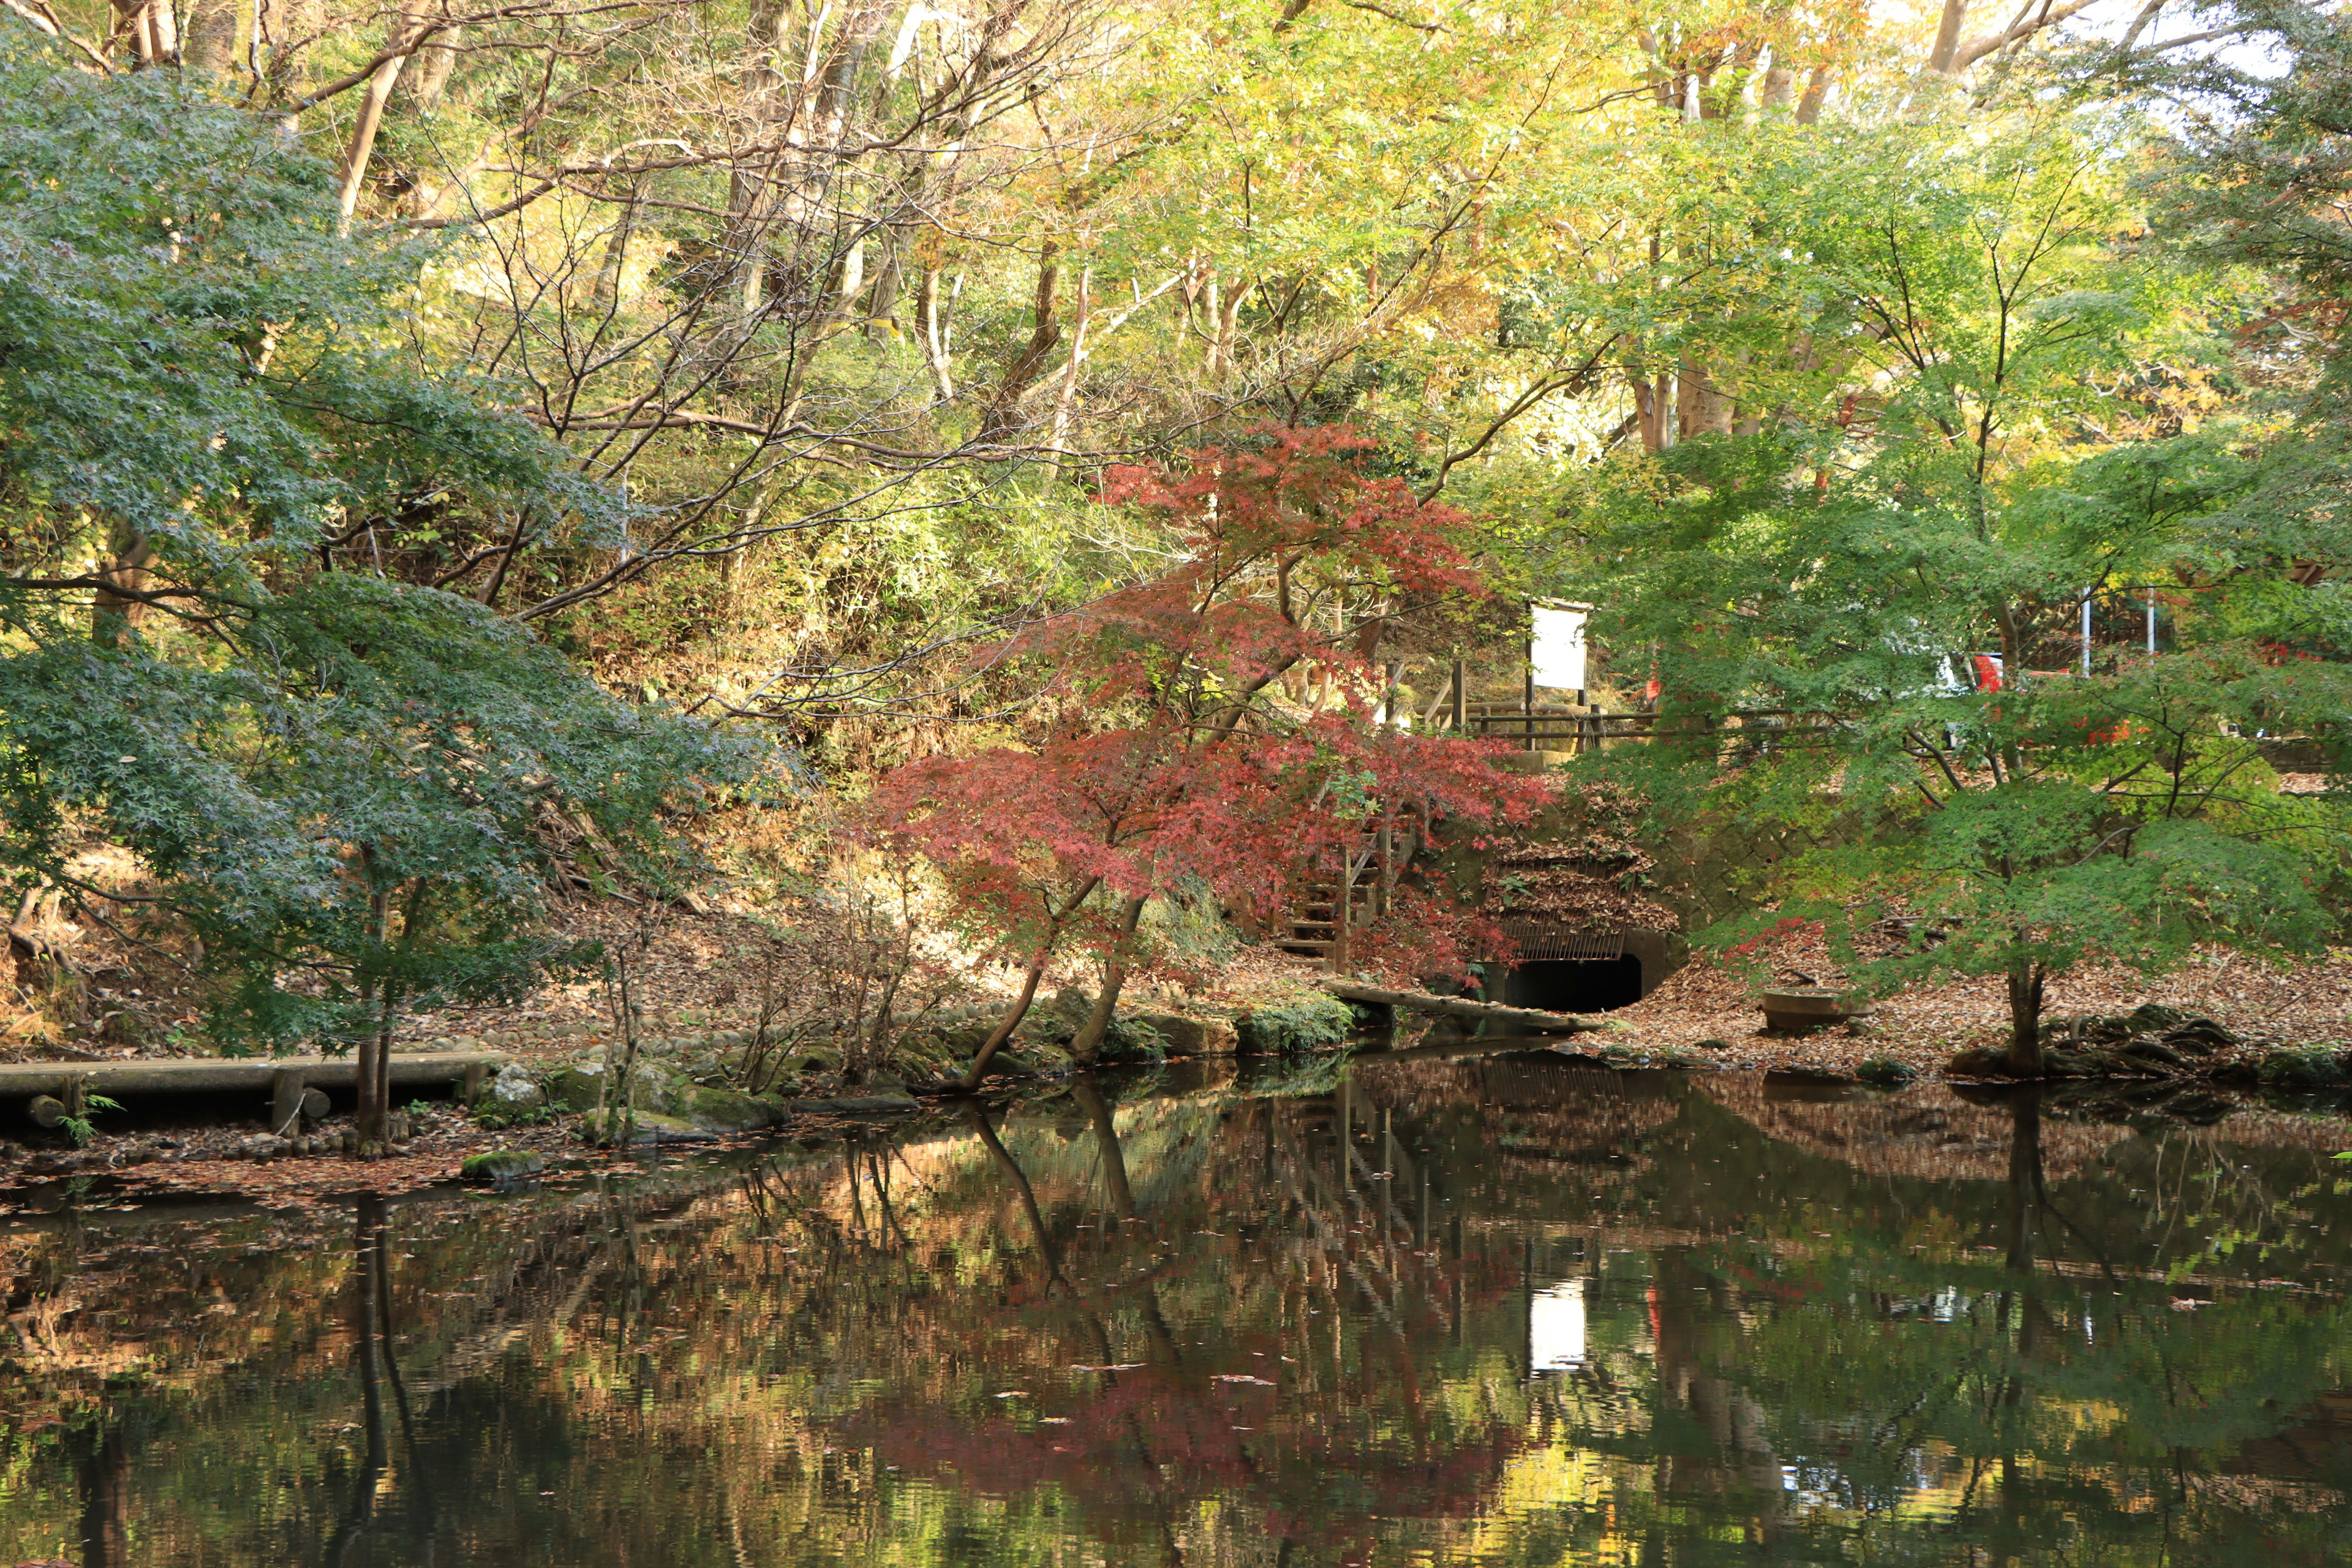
[58,1091,122,1147]
[1559,118,2352,1055]
[0,42,760,1050]
[1854,1056,1917,1088]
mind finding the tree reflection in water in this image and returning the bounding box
[3,1057,2351,1565]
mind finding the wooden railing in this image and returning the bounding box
[1465,707,1836,752]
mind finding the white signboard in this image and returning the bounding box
[1529,1278,1588,1371]
[1531,601,1591,692]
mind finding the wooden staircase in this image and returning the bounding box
[1277,818,1420,967]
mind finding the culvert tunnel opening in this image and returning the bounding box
[1502,956,1645,1013]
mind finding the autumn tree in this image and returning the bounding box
[869,427,1545,1087]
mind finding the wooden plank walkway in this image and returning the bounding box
[1318,980,1601,1036]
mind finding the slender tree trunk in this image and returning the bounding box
[403,23,461,110]
[1068,894,1147,1064]
[2004,952,2045,1075]
[1207,274,1250,379]
[917,265,956,401]
[960,875,1099,1090]
[181,0,237,75]
[1928,0,1968,72]
[1047,264,1091,453]
[1795,66,1832,124]
[590,176,649,311]
[91,521,151,648]
[1679,353,1730,437]
[978,247,1061,442]
[111,0,178,64]
[336,11,421,226]
[863,230,903,342]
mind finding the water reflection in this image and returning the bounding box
[4,1055,2351,1565]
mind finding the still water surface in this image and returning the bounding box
[6,1048,2352,1565]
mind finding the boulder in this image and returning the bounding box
[461,1149,546,1182]
[584,1109,718,1145]
[680,1085,783,1133]
[1855,1057,1918,1088]
[489,1064,546,1110]
[1235,992,1355,1055]
[791,1093,921,1115]
[544,1061,609,1112]
[1132,1012,1239,1057]
[2257,1049,2352,1090]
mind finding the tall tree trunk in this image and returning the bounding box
[91,520,151,648]
[402,23,461,110]
[1047,264,1091,453]
[1928,0,1968,72]
[181,0,237,75]
[978,247,1060,443]
[1068,894,1147,1065]
[1206,273,1250,379]
[354,878,391,1152]
[111,0,178,65]
[1679,353,1730,437]
[1795,65,1832,124]
[262,0,325,107]
[960,875,1099,1090]
[864,230,903,342]
[2003,952,2045,1075]
[336,10,420,225]
[590,175,649,311]
[917,265,956,401]
[714,0,797,342]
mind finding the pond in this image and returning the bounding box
[5,1047,2352,1566]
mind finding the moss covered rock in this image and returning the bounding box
[2258,1049,2352,1089]
[544,1062,609,1112]
[461,1148,545,1182]
[680,1085,783,1133]
[583,1109,718,1145]
[1132,1012,1240,1057]
[1235,990,1356,1055]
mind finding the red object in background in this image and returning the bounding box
[1644,677,1662,703]
[1970,655,2003,693]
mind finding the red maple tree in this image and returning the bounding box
[869,426,1545,1086]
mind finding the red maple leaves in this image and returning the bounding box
[869,426,1544,997]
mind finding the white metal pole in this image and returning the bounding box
[2146,590,2157,654]
[2081,592,2093,675]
